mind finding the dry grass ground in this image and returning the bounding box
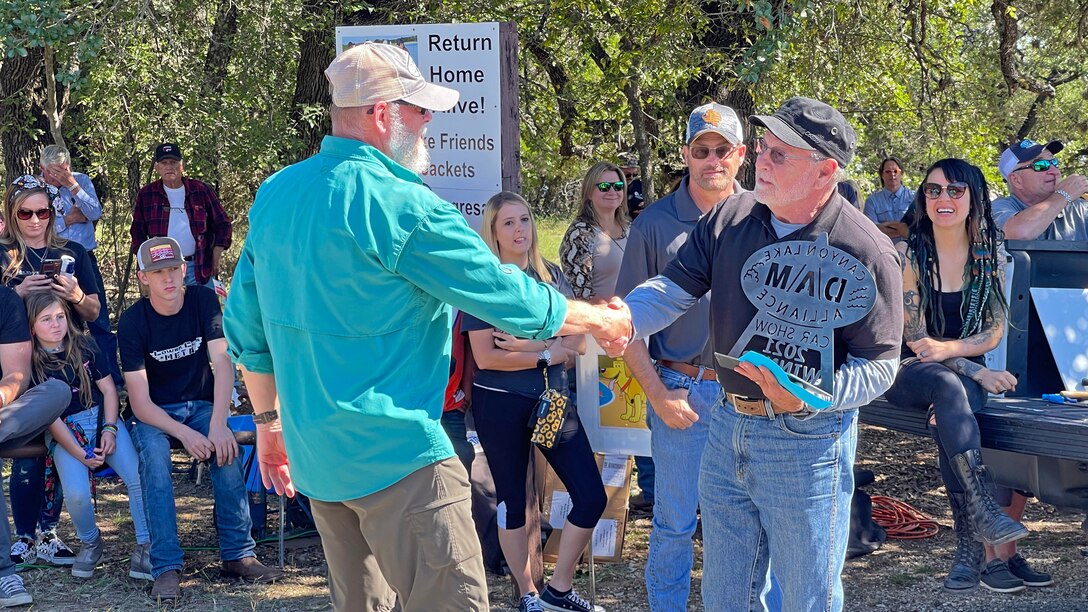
[10,424,1088,611]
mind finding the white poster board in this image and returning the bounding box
[335,23,505,231]
[1031,287,1088,391]
[576,336,652,456]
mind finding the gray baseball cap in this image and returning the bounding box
[686,103,744,145]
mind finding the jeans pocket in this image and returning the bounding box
[775,411,842,439]
[407,492,479,569]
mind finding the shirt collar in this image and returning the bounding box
[320,135,424,185]
[751,191,845,239]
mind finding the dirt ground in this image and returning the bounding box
[13,423,1088,611]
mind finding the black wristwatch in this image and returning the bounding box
[536,349,552,369]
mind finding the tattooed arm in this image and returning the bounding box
[898,242,927,343]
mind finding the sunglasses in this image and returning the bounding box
[1011,158,1059,173]
[366,100,428,116]
[596,181,625,192]
[16,207,53,221]
[921,182,969,200]
[690,145,736,160]
[754,137,822,165]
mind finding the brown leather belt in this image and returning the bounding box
[725,392,787,419]
[659,360,717,382]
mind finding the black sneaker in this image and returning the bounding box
[9,536,36,566]
[980,559,1026,593]
[518,592,545,612]
[539,586,604,612]
[36,531,77,566]
[1007,553,1054,587]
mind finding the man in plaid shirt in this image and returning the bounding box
[131,143,232,288]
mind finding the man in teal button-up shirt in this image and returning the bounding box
[225,43,630,611]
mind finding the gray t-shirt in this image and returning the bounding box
[991,193,1088,241]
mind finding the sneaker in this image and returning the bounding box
[36,531,76,566]
[71,537,104,579]
[540,585,605,612]
[0,574,32,607]
[9,537,36,566]
[519,592,545,612]
[129,542,153,581]
[979,559,1026,593]
[150,569,181,602]
[1007,553,1054,587]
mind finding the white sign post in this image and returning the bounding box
[336,23,518,231]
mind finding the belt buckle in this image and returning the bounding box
[731,394,775,419]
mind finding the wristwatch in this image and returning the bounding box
[536,349,552,369]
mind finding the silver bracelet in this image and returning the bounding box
[1056,190,1074,206]
[0,389,6,409]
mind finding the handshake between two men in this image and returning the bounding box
[559,296,633,357]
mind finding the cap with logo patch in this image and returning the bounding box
[686,103,744,146]
[154,143,182,162]
[137,237,185,272]
[998,138,1063,180]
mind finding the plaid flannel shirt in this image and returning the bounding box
[130,177,232,285]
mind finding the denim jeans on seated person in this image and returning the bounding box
[699,402,857,612]
[131,400,255,578]
[644,364,716,611]
[49,407,149,545]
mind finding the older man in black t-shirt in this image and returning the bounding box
[0,286,69,606]
[119,237,280,602]
[622,98,902,611]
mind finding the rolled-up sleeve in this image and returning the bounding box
[223,240,273,373]
[395,203,568,340]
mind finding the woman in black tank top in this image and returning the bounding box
[884,158,1043,594]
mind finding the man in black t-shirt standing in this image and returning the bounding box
[119,237,281,603]
[0,286,69,606]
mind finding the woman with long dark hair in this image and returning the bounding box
[884,158,1037,594]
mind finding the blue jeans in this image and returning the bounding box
[699,402,857,612]
[49,407,149,545]
[183,264,216,289]
[9,456,62,538]
[131,400,255,578]
[644,365,716,612]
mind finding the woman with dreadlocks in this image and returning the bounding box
[884,158,1032,595]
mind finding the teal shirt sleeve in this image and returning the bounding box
[395,202,568,340]
[223,239,273,373]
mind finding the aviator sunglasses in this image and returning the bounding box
[921,182,969,200]
[17,207,53,221]
[596,181,625,192]
[1011,158,1059,174]
[754,137,823,165]
[690,144,736,160]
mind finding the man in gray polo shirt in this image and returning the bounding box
[993,138,1088,241]
[615,102,745,611]
[620,97,902,611]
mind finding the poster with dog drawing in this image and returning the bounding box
[576,337,652,456]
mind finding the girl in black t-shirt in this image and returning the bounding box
[25,291,151,580]
[465,192,605,612]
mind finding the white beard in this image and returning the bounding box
[388,106,430,174]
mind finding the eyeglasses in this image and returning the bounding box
[366,100,429,116]
[596,181,625,192]
[1011,158,1059,173]
[921,182,969,200]
[690,144,736,160]
[16,208,52,221]
[754,138,824,165]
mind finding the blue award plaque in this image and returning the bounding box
[727,233,878,405]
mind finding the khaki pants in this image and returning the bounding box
[311,457,489,612]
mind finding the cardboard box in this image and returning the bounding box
[539,452,632,563]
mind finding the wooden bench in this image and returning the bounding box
[860,397,1088,510]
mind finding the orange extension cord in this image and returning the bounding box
[870,495,940,539]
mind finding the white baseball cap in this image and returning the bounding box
[324,42,459,112]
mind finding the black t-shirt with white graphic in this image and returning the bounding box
[36,345,108,418]
[118,286,222,406]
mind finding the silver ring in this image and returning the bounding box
[920,351,927,358]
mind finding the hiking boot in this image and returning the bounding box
[951,450,1029,545]
[980,559,1026,593]
[150,569,181,602]
[8,536,36,567]
[519,592,545,612]
[540,585,605,612]
[36,530,76,566]
[943,492,983,593]
[71,536,104,578]
[0,574,32,607]
[629,492,653,515]
[129,542,153,581]
[1007,553,1054,587]
[221,557,283,583]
